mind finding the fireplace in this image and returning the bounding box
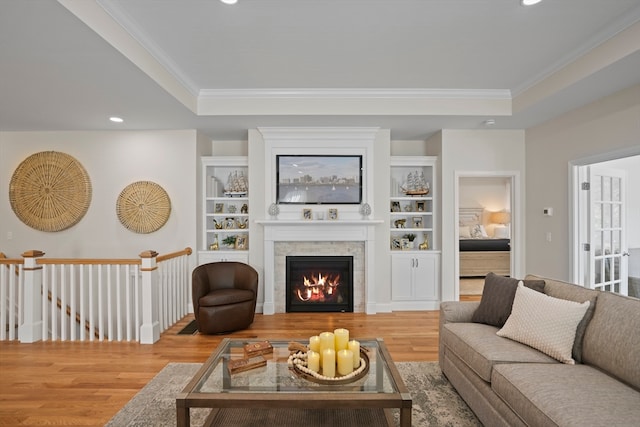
[286,256,354,313]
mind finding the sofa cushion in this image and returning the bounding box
[442,322,557,382]
[582,291,640,391]
[492,363,640,427]
[497,283,590,364]
[471,273,545,327]
[199,289,255,307]
[527,274,598,363]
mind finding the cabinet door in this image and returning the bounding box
[391,254,415,301]
[414,254,439,300]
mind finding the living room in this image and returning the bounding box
[1,1,639,425]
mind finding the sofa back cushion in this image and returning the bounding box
[582,291,640,391]
[526,275,598,363]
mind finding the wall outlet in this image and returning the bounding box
[546,232,552,242]
[7,231,12,240]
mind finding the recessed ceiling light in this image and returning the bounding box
[521,0,542,5]
[220,0,238,4]
[109,116,124,123]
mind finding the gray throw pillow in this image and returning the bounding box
[471,272,546,327]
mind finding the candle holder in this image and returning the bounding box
[288,346,370,385]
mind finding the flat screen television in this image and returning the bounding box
[276,155,363,204]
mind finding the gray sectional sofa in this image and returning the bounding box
[440,274,640,427]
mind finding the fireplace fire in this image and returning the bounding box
[286,256,353,312]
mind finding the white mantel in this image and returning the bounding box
[257,219,383,315]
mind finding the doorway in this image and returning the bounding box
[571,153,640,297]
[455,171,521,300]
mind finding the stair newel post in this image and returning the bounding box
[19,250,45,343]
[139,250,160,344]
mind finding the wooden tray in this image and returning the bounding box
[291,348,370,385]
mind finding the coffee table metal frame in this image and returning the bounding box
[176,337,412,427]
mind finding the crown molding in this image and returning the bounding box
[199,88,511,100]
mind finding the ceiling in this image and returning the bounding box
[1,0,639,141]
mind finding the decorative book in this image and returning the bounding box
[227,355,267,374]
[243,340,274,358]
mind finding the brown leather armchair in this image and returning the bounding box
[192,261,258,334]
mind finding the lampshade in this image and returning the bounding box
[491,211,511,224]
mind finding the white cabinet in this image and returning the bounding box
[199,156,249,266]
[390,156,440,310]
[391,253,439,309]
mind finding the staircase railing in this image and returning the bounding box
[0,248,192,344]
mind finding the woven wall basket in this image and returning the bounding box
[9,151,92,232]
[116,181,171,234]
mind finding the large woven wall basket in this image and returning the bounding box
[9,151,92,232]
[116,181,171,234]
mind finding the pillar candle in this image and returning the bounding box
[333,328,349,351]
[307,350,320,373]
[337,349,354,376]
[319,331,335,352]
[309,335,321,353]
[348,340,360,369]
[322,348,336,378]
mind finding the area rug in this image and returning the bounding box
[105,362,481,426]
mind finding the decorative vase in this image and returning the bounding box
[268,203,280,218]
[359,202,371,219]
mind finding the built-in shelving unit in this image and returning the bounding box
[199,156,249,264]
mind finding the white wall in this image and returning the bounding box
[430,130,526,302]
[526,84,640,280]
[0,131,200,268]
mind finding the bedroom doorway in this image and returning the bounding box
[455,172,520,300]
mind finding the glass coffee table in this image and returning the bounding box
[176,338,411,427]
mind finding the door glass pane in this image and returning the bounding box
[603,231,611,255]
[602,176,611,202]
[612,177,621,202]
[593,231,602,256]
[612,203,620,228]
[603,203,611,229]
[612,230,621,254]
[605,258,611,282]
[593,203,602,230]
[595,258,602,283]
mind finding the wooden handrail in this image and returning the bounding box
[157,247,192,263]
[37,258,140,265]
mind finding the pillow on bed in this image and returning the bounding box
[459,226,471,238]
[469,224,484,238]
[471,273,546,327]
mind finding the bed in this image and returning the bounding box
[459,208,511,277]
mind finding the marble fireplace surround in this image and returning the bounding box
[257,220,381,314]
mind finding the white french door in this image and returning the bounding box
[587,166,628,294]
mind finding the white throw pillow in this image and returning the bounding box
[496,282,590,364]
[459,226,471,238]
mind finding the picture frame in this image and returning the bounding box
[276,155,363,204]
[328,208,338,220]
[413,216,423,228]
[391,238,402,250]
[400,238,411,250]
[215,203,224,213]
[391,201,401,212]
[416,201,425,212]
[235,235,247,250]
[303,208,313,220]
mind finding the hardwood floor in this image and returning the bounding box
[0,306,479,426]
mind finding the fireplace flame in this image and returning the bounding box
[295,272,341,302]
